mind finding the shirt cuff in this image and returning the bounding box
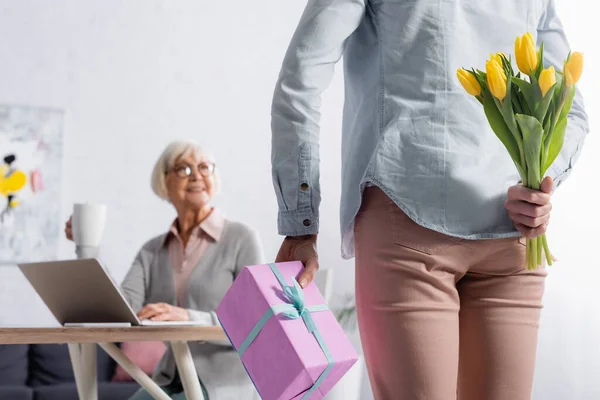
[210,311,220,327]
[187,310,233,346]
[277,209,319,236]
[186,309,213,326]
[547,163,571,193]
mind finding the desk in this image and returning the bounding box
[0,327,227,400]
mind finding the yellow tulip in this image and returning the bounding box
[490,52,504,67]
[539,66,556,97]
[486,59,507,100]
[456,68,481,96]
[515,32,538,75]
[564,51,583,86]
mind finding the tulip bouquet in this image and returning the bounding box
[457,33,583,270]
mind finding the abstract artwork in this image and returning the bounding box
[0,105,64,264]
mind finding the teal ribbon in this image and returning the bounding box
[235,263,334,400]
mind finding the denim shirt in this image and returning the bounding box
[271,0,589,259]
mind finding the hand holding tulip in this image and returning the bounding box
[456,32,583,270]
[505,176,553,238]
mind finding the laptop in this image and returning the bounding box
[17,258,207,327]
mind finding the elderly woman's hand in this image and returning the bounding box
[64,216,74,241]
[137,303,190,321]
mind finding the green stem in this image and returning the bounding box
[525,239,530,269]
[536,237,544,267]
[520,149,528,184]
[531,238,540,269]
[526,238,533,270]
[542,233,553,266]
[527,237,539,270]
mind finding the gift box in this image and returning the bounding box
[216,261,359,400]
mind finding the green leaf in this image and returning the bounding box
[559,85,576,122]
[541,107,554,173]
[552,74,567,116]
[543,116,567,174]
[483,91,525,178]
[541,85,576,174]
[535,84,556,123]
[543,106,554,143]
[507,55,515,77]
[500,54,513,78]
[495,76,524,153]
[513,78,541,117]
[515,72,554,123]
[516,89,532,115]
[511,90,523,114]
[470,69,486,90]
[516,114,544,188]
[472,69,488,91]
[535,42,545,79]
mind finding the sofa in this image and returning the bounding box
[0,343,140,400]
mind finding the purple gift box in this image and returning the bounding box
[216,261,359,400]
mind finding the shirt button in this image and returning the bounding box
[303,219,311,227]
[300,183,309,191]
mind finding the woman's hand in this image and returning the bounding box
[137,303,190,321]
[505,176,554,239]
[275,234,319,288]
[64,216,74,241]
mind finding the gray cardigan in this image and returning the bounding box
[120,219,263,400]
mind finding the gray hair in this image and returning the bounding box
[150,140,217,201]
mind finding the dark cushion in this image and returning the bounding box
[0,344,29,385]
[28,344,116,386]
[0,386,34,400]
[33,382,140,400]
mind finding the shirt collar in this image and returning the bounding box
[163,208,225,246]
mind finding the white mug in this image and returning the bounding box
[72,203,107,247]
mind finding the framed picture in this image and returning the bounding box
[0,105,64,264]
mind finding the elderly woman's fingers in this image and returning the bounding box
[149,312,174,321]
[136,306,156,320]
[137,303,171,320]
[64,216,73,241]
[146,306,190,322]
[150,312,182,322]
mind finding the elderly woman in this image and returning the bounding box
[65,140,262,400]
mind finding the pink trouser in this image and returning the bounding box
[354,187,547,400]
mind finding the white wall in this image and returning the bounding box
[530,1,600,398]
[0,1,597,399]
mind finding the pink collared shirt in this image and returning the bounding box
[167,208,225,307]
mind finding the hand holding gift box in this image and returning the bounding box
[216,261,358,400]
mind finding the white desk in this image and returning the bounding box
[0,326,226,400]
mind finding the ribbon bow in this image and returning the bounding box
[282,280,307,316]
[280,280,319,333]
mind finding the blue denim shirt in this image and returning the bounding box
[271,0,589,259]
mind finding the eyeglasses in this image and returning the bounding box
[169,162,215,178]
